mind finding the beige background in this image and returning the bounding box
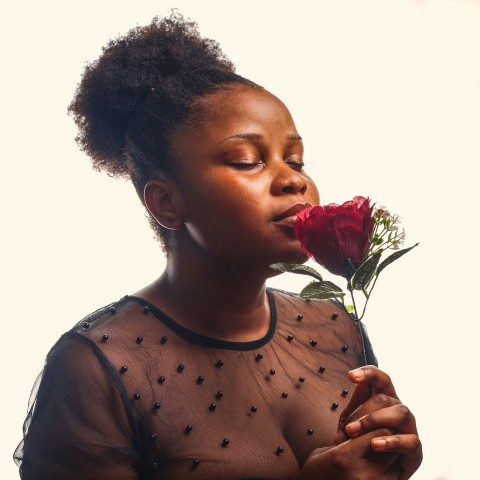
[2,1,479,478]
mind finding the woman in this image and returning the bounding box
[15,12,422,480]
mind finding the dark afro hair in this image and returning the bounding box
[68,10,260,247]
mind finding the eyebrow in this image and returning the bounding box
[218,133,302,144]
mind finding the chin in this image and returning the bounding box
[271,247,309,266]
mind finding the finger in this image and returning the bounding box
[336,393,400,444]
[371,431,423,479]
[348,429,400,473]
[338,365,398,431]
[345,404,418,438]
[342,390,401,426]
[371,433,421,454]
[348,366,398,398]
[307,429,399,479]
[338,381,371,428]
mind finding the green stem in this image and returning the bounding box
[347,281,359,321]
[348,286,369,367]
[356,319,369,367]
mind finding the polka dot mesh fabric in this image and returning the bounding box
[15,288,376,480]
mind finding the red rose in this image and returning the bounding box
[295,196,375,278]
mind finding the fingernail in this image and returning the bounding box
[345,421,361,436]
[350,368,365,380]
[372,439,387,448]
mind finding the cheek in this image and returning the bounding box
[185,174,267,220]
[181,178,269,251]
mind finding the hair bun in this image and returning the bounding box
[68,10,235,178]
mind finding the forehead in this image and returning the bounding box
[182,86,298,142]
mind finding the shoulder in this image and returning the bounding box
[37,295,152,402]
[269,287,351,325]
[269,287,374,366]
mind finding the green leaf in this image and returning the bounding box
[351,253,382,290]
[320,280,345,293]
[299,281,346,300]
[376,243,419,276]
[269,263,323,281]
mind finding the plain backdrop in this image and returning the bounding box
[1,1,479,478]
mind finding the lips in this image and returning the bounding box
[273,203,312,223]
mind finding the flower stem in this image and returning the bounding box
[356,320,368,367]
[346,284,368,367]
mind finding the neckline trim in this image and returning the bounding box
[128,288,277,351]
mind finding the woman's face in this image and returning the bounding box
[170,85,320,266]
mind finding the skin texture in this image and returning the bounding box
[301,366,422,480]
[141,86,320,341]
[139,85,422,477]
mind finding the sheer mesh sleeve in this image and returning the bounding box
[15,334,140,480]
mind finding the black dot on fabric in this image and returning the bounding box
[153,402,161,410]
[101,334,109,342]
[297,314,303,321]
[319,366,326,373]
[209,403,217,411]
[185,425,193,433]
[177,364,185,372]
[299,376,305,383]
[143,305,150,314]
[157,376,166,384]
[150,433,157,441]
[269,369,276,375]
[222,438,230,447]
[109,306,116,314]
[133,393,140,400]
[120,366,128,373]
[216,360,224,368]
[287,335,294,342]
[256,353,264,361]
[160,336,168,344]
[192,459,200,467]
[310,339,318,347]
[331,312,338,320]
[307,428,314,435]
[216,391,224,399]
[276,447,284,455]
[197,376,205,384]
[342,389,349,397]
[82,322,90,329]
[250,406,257,413]
[136,336,143,344]
[281,392,288,398]
[342,345,349,352]
[331,402,339,410]
[152,462,159,471]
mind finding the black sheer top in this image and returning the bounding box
[15,288,376,480]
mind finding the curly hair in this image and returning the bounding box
[68,10,260,246]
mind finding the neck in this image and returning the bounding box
[137,243,272,342]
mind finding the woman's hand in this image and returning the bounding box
[336,366,422,480]
[300,429,400,480]
[300,366,422,480]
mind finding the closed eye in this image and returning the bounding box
[230,161,264,170]
[286,160,305,171]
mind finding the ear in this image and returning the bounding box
[144,179,184,230]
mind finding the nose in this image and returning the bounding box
[271,162,308,196]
